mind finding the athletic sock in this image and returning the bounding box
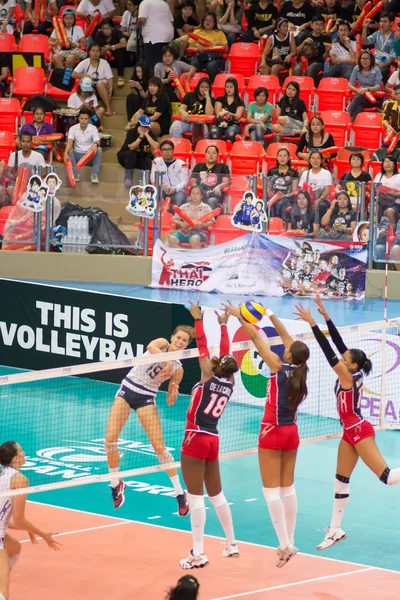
[0,593,5,600]
[281,485,297,546]
[169,474,184,496]
[209,492,236,546]
[330,474,350,529]
[387,467,400,485]
[263,487,289,550]
[187,494,206,556]
[109,468,119,488]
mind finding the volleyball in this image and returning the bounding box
[240,301,265,324]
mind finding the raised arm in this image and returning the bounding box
[215,308,230,356]
[314,294,348,356]
[167,365,183,406]
[147,337,169,353]
[187,301,214,382]
[266,309,295,350]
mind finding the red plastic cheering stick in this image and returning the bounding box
[384,129,395,145]
[33,0,40,28]
[328,182,336,202]
[319,146,341,156]
[58,17,70,48]
[365,91,377,104]
[32,133,64,145]
[356,34,362,61]
[173,205,195,227]
[182,76,191,93]
[86,12,101,39]
[66,158,76,188]
[11,167,24,206]
[188,32,212,47]
[269,191,284,206]
[197,207,222,223]
[325,18,335,32]
[350,0,372,34]
[52,16,64,46]
[169,71,185,99]
[388,133,400,154]
[76,149,95,169]
[364,0,384,21]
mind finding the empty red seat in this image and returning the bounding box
[11,66,46,97]
[0,98,21,134]
[229,140,264,175]
[0,32,17,52]
[180,71,209,92]
[352,112,384,151]
[321,110,351,147]
[192,139,227,164]
[0,131,16,162]
[246,74,280,104]
[228,43,261,80]
[18,34,51,63]
[211,214,247,245]
[315,78,349,112]
[282,76,315,108]
[212,73,246,99]
[268,217,285,234]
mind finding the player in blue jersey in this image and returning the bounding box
[295,295,400,551]
[179,301,239,570]
[105,325,194,514]
[226,302,309,568]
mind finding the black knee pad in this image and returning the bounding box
[380,467,390,484]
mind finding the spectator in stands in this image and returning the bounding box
[7,134,45,185]
[77,0,115,22]
[385,66,400,97]
[294,16,329,83]
[187,12,228,83]
[64,107,103,184]
[121,0,139,63]
[216,0,243,48]
[244,86,273,142]
[382,85,400,146]
[299,150,332,221]
[169,77,214,138]
[68,77,105,129]
[150,140,189,207]
[324,20,356,80]
[117,114,159,188]
[209,76,245,143]
[0,52,9,97]
[319,191,356,239]
[280,0,313,42]
[126,61,149,121]
[16,107,56,158]
[350,0,380,37]
[166,575,200,600]
[272,81,308,138]
[49,8,87,69]
[191,145,230,209]
[0,0,15,34]
[337,152,371,209]
[286,189,316,234]
[260,18,296,77]
[95,18,127,87]
[137,0,174,70]
[174,1,198,39]
[348,51,382,121]
[267,147,299,218]
[154,44,192,103]
[363,13,395,83]
[242,0,278,43]
[72,43,114,116]
[128,76,172,136]
[169,185,215,249]
[23,0,57,35]
[373,156,400,225]
[316,0,351,35]
[297,116,335,162]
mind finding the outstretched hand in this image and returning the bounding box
[186,299,203,320]
[314,293,329,319]
[222,301,241,319]
[215,308,229,325]
[293,303,316,325]
[42,532,62,551]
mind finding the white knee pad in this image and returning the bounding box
[104,441,118,452]
[281,484,296,498]
[209,491,227,508]
[157,449,174,465]
[262,487,280,504]
[187,493,205,511]
[8,554,20,570]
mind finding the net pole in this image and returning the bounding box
[379,227,394,429]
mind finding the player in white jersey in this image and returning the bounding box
[105,325,195,513]
[0,441,61,600]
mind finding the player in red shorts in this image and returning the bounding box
[295,295,400,551]
[226,302,310,568]
[179,301,239,570]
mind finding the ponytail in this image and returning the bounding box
[288,361,309,410]
[349,348,372,375]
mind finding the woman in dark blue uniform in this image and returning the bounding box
[179,301,239,570]
[227,302,309,568]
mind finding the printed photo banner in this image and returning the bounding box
[151,234,367,298]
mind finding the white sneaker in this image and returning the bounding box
[179,550,209,570]
[317,527,347,551]
[222,543,239,558]
[276,545,298,568]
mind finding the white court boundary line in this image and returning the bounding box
[28,500,400,576]
[19,520,130,543]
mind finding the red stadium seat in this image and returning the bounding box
[18,34,51,63]
[46,70,79,100]
[161,138,192,162]
[181,71,209,92]
[281,76,315,108]
[333,148,371,180]
[320,110,351,147]
[264,142,298,172]
[211,214,247,245]
[135,213,173,256]
[0,131,16,162]
[351,112,384,151]
[246,74,280,105]
[212,73,246,99]
[227,43,261,80]
[315,78,349,112]
[268,217,285,234]
[192,139,227,164]
[0,98,21,133]
[0,32,17,52]
[229,140,264,175]
[11,66,46,97]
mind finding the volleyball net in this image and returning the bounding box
[0,317,399,498]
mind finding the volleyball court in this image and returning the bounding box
[2,315,400,599]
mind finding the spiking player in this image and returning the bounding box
[295,295,400,551]
[179,302,239,570]
[0,442,61,600]
[226,302,310,568]
[105,325,194,515]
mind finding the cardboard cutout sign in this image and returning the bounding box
[126,184,157,218]
[21,175,49,213]
[231,191,267,233]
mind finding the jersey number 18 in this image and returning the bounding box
[203,393,229,418]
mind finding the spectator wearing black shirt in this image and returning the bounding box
[127,76,172,137]
[320,191,357,238]
[126,61,150,121]
[337,152,371,209]
[280,0,313,42]
[316,0,351,35]
[272,81,308,137]
[287,189,316,234]
[294,16,330,83]
[242,0,278,43]
[95,18,127,85]
[267,147,299,218]
[191,145,230,209]
[297,116,336,162]
[174,1,199,38]
[117,115,159,188]
[210,76,245,142]
[169,77,214,138]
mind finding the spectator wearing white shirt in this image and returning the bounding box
[137,0,174,70]
[150,140,189,207]
[77,0,115,20]
[68,77,105,129]
[324,20,356,80]
[64,107,103,184]
[299,150,332,224]
[72,43,114,115]
[0,0,15,35]
[49,8,87,69]
[6,133,46,190]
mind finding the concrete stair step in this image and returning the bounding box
[104,113,128,129]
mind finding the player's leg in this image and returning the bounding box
[280,448,298,548]
[4,535,20,572]
[179,453,208,569]
[318,438,359,551]
[356,435,400,484]
[105,395,131,508]
[136,405,188,515]
[205,458,238,558]
[0,546,9,600]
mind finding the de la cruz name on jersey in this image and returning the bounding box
[186,375,234,435]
